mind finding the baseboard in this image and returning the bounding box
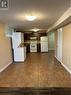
[55,56,71,74]
[0,61,12,72]
[61,62,71,74]
[48,48,55,50]
[55,56,62,63]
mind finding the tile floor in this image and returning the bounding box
[0,51,71,87]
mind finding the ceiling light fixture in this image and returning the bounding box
[33,28,40,32]
[26,16,37,21]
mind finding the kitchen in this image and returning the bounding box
[11,30,49,62]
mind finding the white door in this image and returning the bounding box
[40,36,48,52]
[57,28,63,62]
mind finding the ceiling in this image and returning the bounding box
[0,0,71,31]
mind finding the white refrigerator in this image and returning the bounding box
[12,32,26,62]
[40,36,48,52]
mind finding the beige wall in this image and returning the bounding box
[0,23,12,71]
[55,23,71,73]
[62,23,71,72]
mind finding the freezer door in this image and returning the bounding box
[12,32,21,48]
